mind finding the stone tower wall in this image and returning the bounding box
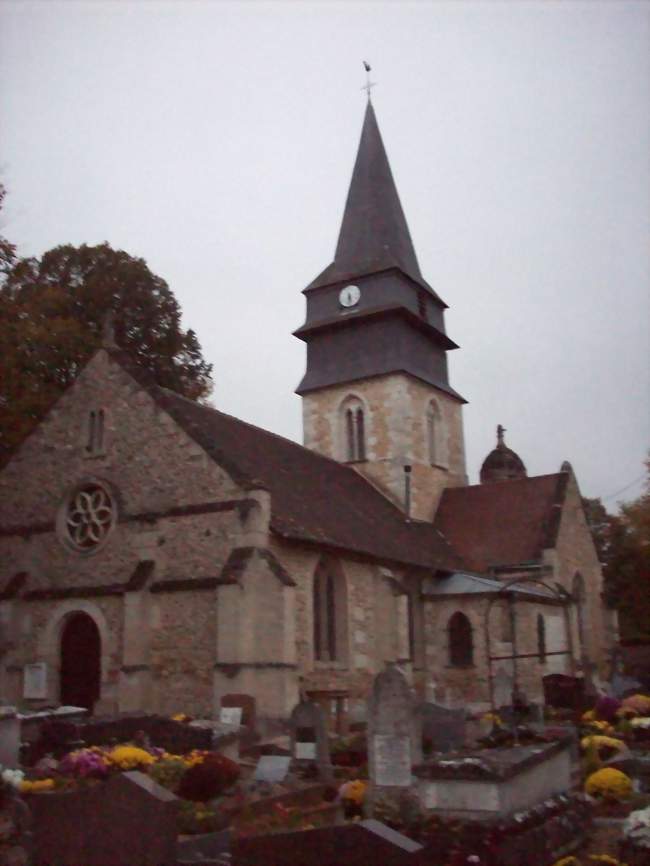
[302,373,467,520]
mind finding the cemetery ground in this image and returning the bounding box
[1,677,650,865]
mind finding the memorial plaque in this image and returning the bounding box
[373,734,411,786]
[219,706,243,726]
[253,755,291,783]
[24,662,47,699]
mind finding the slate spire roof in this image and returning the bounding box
[307,101,441,300]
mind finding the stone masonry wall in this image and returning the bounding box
[0,349,252,713]
[545,471,612,676]
[301,373,467,520]
[149,589,216,717]
[424,595,572,712]
[269,538,415,723]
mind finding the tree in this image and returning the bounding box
[0,241,213,462]
[0,185,16,278]
[583,460,650,641]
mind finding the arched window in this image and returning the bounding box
[537,614,547,663]
[313,558,347,663]
[426,399,447,467]
[86,409,106,455]
[448,611,473,667]
[341,396,366,462]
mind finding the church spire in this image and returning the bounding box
[307,101,438,297]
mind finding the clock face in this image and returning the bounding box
[339,284,361,308]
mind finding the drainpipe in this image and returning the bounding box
[404,465,412,520]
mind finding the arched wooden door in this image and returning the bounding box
[60,613,101,712]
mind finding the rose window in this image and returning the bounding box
[64,483,116,551]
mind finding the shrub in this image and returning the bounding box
[107,745,155,770]
[595,695,621,723]
[584,767,633,801]
[176,752,240,802]
[580,735,626,761]
[150,757,187,793]
[622,694,650,716]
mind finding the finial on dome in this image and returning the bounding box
[480,424,527,484]
[101,311,117,349]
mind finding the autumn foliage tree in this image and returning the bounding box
[0,233,213,462]
[583,459,650,642]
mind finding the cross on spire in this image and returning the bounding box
[361,61,376,102]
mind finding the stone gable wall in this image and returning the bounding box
[547,472,612,674]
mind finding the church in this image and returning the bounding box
[0,100,617,727]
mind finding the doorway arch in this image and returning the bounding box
[60,612,101,712]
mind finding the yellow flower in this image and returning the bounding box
[588,855,628,865]
[481,712,502,726]
[339,779,367,805]
[585,767,632,800]
[107,745,155,769]
[171,713,189,722]
[550,858,579,866]
[20,778,55,794]
[582,709,596,722]
[580,735,626,756]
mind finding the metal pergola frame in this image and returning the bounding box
[484,576,575,716]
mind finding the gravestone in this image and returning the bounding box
[492,668,513,709]
[368,665,421,791]
[0,706,20,768]
[543,673,586,710]
[253,755,291,784]
[610,670,642,699]
[221,693,256,730]
[219,706,243,726]
[30,770,178,866]
[289,700,332,780]
[420,702,465,754]
[232,818,424,866]
[23,663,47,700]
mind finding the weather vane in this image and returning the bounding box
[361,61,376,101]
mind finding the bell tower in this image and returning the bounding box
[295,100,467,519]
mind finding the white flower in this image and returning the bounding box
[623,805,650,847]
[1,768,24,789]
[630,717,650,729]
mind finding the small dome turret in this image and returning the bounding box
[480,425,527,484]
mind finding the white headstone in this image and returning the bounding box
[373,734,412,787]
[253,755,291,783]
[23,663,47,699]
[219,706,243,726]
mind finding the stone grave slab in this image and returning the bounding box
[253,755,291,783]
[413,736,573,820]
[30,770,179,866]
[177,829,231,865]
[368,665,421,790]
[232,818,424,866]
[420,702,465,754]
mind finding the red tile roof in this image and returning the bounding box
[433,474,569,572]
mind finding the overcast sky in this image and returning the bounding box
[1,1,648,508]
